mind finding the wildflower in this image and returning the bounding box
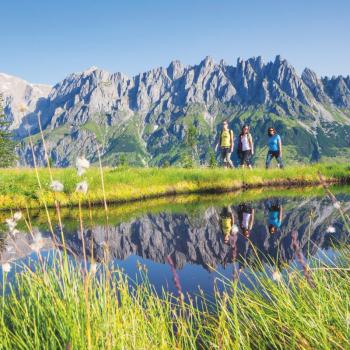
[6,246,14,253]
[346,313,350,326]
[232,224,239,234]
[30,241,44,253]
[1,262,11,273]
[50,180,64,192]
[76,181,88,194]
[326,226,336,233]
[76,157,90,176]
[90,263,98,274]
[333,201,341,210]
[30,233,44,253]
[10,229,20,236]
[272,270,282,282]
[5,218,17,232]
[13,211,22,221]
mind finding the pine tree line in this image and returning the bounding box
[0,93,16,167]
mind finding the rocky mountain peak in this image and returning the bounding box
[167,60,184,80]
[1,55,350,167]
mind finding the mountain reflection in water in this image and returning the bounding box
[1,192,349,295]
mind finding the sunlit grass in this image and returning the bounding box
[1,248,350,349]
[1,184,349,232]
[0,163,349,209]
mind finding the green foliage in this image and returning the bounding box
[184,121,199,166]
[180,153,194,168]
[0,94,16,167]
[162,160,170,168]
[185,124,197,150]
[117,154,128,167]
[208,148,217,168]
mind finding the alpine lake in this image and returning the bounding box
[1,185,349,298]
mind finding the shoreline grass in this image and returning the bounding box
[1,249,350,349]
[0,163,350,210]
[1,184,349,230]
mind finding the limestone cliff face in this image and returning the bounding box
[1,56,350,166]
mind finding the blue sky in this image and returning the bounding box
[1,0,349,84]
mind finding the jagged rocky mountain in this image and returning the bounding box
[1,56,350,166]
[0,73,51,131]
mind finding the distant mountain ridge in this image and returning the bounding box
[1,55,350,167]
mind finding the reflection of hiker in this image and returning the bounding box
[266,127,284,169]
[220,206,236,244]
[267,200,283,234]
[237,125,254,169]
[237,203,255,237]
[215,120,234,168]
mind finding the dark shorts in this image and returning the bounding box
[221,147,231,159]
[268,150,280,158]
[239,150,252,165]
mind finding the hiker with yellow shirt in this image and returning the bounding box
[220,206,236,244]
[215,120,234,168]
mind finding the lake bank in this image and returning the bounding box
[0,163,349,210]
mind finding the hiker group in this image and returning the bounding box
[216,120,284,169]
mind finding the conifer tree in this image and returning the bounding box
[0,94,16,167]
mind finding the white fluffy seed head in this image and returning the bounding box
[90,263,98,274]
[50,180,64,192]
[5,219,17,232]
[272,270,282,282]
[232,224,239,234]
[30,240,44,253]
[76,181,88,194]
[326,226,336,233]
[11,229,20,236]
[76,157,90,176]
[13,211,23,221]
[2,262,11,273]
[333,202,341,210]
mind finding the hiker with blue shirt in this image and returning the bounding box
[266,127,284,169]
[267,200,283,234]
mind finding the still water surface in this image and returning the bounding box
[1,188,349,296]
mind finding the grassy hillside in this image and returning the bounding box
[20,103,350,168]
[0,163,349,209]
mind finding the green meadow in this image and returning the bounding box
[0,163,349,209]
